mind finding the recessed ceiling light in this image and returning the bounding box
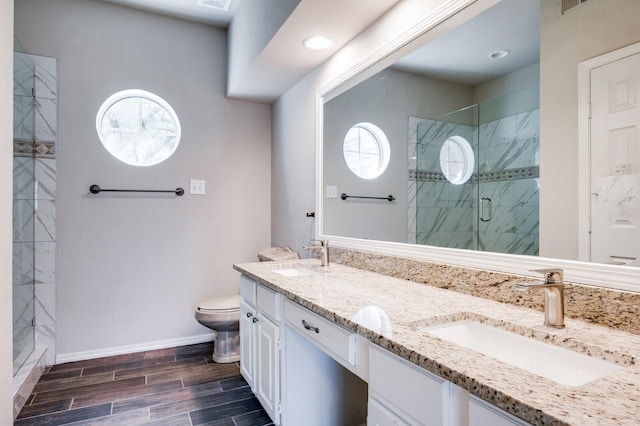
[489,50,510,59]
[197,0,232,11]
[303,36,332,50]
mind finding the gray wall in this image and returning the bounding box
[271,71,318,253]
[540,0,640,260]
[2,0,14,420]
[15,0,271,359]
[473,62,539,106]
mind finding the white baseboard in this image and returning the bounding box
[55,333,214,364]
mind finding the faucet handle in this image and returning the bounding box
[530,268,563,284]
[303,239,329,266]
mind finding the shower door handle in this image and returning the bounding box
[480,197,492,222]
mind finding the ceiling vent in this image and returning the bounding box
[197,0,232,11]
[561,0,589,14]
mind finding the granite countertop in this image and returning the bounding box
[233,259,640,426]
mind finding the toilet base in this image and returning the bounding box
[212,331,240,363]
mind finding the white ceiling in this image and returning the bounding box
[99,0,401,101]
[98,0,539,97]
[394,0,540,85]
[227,0,402,101]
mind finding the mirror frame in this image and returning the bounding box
[315,0,640,292]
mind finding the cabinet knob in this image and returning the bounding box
[302,319,320,333]
[246,312,253,318]
[252,317,259,323]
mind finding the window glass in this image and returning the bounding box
[439,135,474,185]
[96,90,181,166]
[343,122,390,179]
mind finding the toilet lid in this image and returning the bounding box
[198,295,240,312]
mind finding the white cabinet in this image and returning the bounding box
[282,299,368,426]
[368,397,410,426]
[239,275,282,425]
[239,274,529,426]
[469,395,529,426]
[284,300,356,367]
[368,345,530,426]
[239,299,256,389]
[368,345,446,426]
[255,312,280,418]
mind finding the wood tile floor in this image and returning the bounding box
[15,342,273,426]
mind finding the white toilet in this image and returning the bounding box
[194,294,241,363]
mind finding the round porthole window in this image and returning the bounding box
[439,135,474,185]
[96,89,181,166]
[343,122,390,179]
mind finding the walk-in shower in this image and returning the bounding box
[13,37,36,376]
[411,85,539,256]
[12,37,58,417]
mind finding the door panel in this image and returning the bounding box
[590,52,640,266]
[256,314,279,422]
[239,300,255,388]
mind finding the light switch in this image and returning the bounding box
[190,179,206,195]
[326,185,338,199]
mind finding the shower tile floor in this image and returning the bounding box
[14,342,273,425]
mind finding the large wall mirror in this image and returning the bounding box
[318,0,640,291]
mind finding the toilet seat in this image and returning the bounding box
[197,295,240,313]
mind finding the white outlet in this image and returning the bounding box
[326,185,338,199]
[190,179,206,195]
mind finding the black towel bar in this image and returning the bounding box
[340,193,395,202]
[89,184,185,196]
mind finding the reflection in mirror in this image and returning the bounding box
[320,0,640,288]
[323,0,540,255]
[410,85,539,256]
[343,122,391,179]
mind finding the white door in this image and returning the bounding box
[590,52,640,266]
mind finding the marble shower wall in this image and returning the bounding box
[477,110,539,255]
[408,108,539,256]
[13,53,57,368]
[410,117,477,249]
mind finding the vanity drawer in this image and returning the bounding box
[257,284,281,322]
[240,275,256,305]
[284,300,355,366]
[369,345,445,425]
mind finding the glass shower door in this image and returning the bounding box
[415,105,479,250]
[13,39,37,375]
[414,85,540,256]
[476,86,540,256]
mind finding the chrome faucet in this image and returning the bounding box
[515,268,565,328]
[303,239,329,266]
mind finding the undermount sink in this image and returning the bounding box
[271,265,327,277]
[422,319,622,387]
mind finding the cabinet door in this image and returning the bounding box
[239,300,256,389]
[256,314,280,424]
[368,397,410,426]
[369,346,445,425]
[469,395,529,426]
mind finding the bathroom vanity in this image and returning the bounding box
[234,259,640,425]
